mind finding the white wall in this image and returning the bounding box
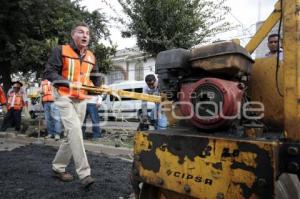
[108,48,156,84]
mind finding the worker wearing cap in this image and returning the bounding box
[43,22,101,188]
[1,81,27,132]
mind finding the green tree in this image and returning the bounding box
[118,0,231,55]
[0,0,115,92]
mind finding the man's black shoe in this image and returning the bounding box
[80,175,95,188]
[53,170,74,182]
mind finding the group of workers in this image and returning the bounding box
[0,19,281,190]
[0,78,102,142]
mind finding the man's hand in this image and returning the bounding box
[96,95,103,108]
[138,115,150,131]
[2,105,7,114]
[23,106,31,120]
[101,84,109,89]
[141,115,149,124]
[71,82,82,89]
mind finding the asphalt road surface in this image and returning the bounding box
[0,144,133,199]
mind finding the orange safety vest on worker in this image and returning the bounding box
[7,91,26,110]
[58,44,95,100]
[41,80,54,102]
[0,86,6,105]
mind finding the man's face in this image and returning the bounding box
[71,26,90,50]
[146,80,156,89]
[268,36,279,53]
[12,83,21,92]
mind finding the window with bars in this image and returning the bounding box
[135,62,144,81]
[107,70,125,84]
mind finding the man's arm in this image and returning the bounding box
[23,92,29,107]
[0,87,6,105]
[90,64,101,87]
[43,46,70,87]
[142,86,148,117]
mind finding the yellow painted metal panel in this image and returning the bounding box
[249,57,284,130]
[134,132,278,199]
[283,0,300,140]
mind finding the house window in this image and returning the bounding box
[108,70,125,84]
[135,62,144,81]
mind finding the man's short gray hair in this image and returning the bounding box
[71,21,89,35]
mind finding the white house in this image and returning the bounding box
[106,47,156,84]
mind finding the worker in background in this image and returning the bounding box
[265,33,283,61]
[82,95,102,141]
[43,22,101,188]
[0,85,7,113]
[41,79,62,141]
[0,81,27,132]
[142,74,168,130]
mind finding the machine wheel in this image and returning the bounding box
[275,173,300,199]
[139,183,195,199]
[108,116,116,121]
[139,183,159,199]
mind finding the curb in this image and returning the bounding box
[0,132,133,161]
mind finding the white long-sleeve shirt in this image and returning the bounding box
[86,95,103,105]
[142,85,160,116]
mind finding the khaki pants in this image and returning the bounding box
[52,96,90,180]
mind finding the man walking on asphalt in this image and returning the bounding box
[44,22,101,188]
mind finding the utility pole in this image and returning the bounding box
[258,0,262,22]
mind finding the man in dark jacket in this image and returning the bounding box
[44,22,100,188]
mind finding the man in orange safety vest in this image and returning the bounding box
[44,22,101,188]
[1,81,27,132]
[40,79,62,141]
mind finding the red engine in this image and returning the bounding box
[179,78,244,130]
[155,41,253,130]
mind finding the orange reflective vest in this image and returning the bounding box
[7,91,25,110]
[41,80,54,102]
[58,45,95,100]
[0,86,6,105]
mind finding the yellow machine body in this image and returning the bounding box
[133,130,279,199]
[249,57,284,129]
[131,1,300,199]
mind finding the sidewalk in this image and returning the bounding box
[0,132,133,161]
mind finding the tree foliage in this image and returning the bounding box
[118,0,231,55]
[0,0,115,91]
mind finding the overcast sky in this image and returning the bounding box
[81,0,277,49]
